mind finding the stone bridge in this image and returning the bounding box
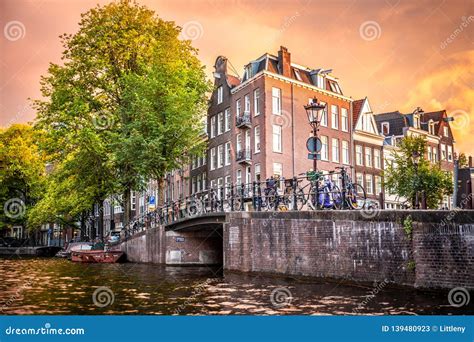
[117,210,474,290]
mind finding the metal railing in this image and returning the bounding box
[120,169,378,240]
[236,112,251,128]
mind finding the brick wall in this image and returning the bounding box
[223,211,474,290]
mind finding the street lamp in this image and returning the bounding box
[304,97,326,172]
[412,151,420,209]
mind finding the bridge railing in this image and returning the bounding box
[120,172,382,240]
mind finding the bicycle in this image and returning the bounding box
[336,166,367,209]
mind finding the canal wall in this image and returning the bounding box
[223,211,474,290]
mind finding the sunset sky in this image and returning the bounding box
[1,0,473,154]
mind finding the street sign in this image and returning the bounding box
[148,195,156,210]
[308,153,321,160]
[306,137,322,153]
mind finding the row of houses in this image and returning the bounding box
[89,46,463,239]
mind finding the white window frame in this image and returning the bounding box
[217,86,223,104]
[320,101,328,127]
[272,124,282,153]
[342,140,350,165]
[365,174,373,195]
[444,126,449,137]
[273,162,282,177]
[244,94,250,114]
[447,145,453,162]
[224,108,231,132]
[210,116,216,138]
[320,136,329,161]
[210,147,216,170]
[374,149,381,169]
[272,87,281,115]
[331,138,339,163]
[224,142,231,166]
[341,107,348,132]
[356,145,363,166]
[217,144,224,168]
[381,122,389,135]
[254,88,260,116]
[217,112,223,135]
[365,147,372,167]
[375,175,382,195]
[331,105,339,129]
[254,125,260,153]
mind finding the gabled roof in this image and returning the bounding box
[226,75,241,88]
[352,99,365,128]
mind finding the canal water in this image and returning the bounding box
[0,257,471,315]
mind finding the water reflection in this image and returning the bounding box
[0,258,471,315]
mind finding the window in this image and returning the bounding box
[218,178,224,194]
[255,164,261,182]
[225,142,231,165]
[413,115,420,129]
[210,148,216,170]
[381,122,389,135]
[217,112,223,135]
[236,99,241,117]
[365,147,372,167]
[433,148,438,162]
[192,176,196,194]
[320,136,329,161]
[272,124,282,152]
[441,144,447,160]
[210,116,216,138]
[320,101,328,127]
[329,81,341,94]
[428,120,435,135]
[217,144,224,168]
[202,173,206,190]
[317,74,325,89]
[447,145,453,162]
[356,145,363,165]
[375,176,382,195]
[254,125,260,153]
[428,146,433,162]
[342,140,350,164]
[245,130,251,150]
[217,86,223,104]
[246,166,252,184]
[331,105,339,129]
[272,87,281,115]
[236,133,242,152]
[236,169,242,185]
[294,68,302,81]
[224,108,231,132]
[365,174,373,194]
[341,107,348,132]
[224,175,231,196]
[210,179,216,190]
[244,94,250,114]
[356,173,363,187]
[374,149,381,169]
[444,126,449,137]
[254,88,260,116]
[196,174,201,193]
[273,163,282,177]
[332,138,339,163]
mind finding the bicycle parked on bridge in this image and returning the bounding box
[335,165,367,209]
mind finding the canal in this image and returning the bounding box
[0,257,471,315]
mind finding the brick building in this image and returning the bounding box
[374,108,456,208]
[202,46,354,192]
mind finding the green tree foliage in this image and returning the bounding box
[0,124,48,231]
[457,153,469,168]
[34,0,211,231]
[383,136,453,208]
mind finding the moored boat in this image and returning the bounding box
[71,249,125,263]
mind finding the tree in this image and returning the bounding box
[34,0,210,232]
[457,153,469,168]
[0,124,48,235]
[383,135,453,209]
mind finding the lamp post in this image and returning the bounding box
[412,151,420,209]
[304,97,326,172]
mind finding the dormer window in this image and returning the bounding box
[317,75,325,89]
[413,115,420,129]
[329,81,341,94]
[294,68,302,81]
[428,120,435,135]
[381,122,390,135]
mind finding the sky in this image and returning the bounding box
[1,0,473,154]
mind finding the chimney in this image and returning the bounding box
[278,46,291,78]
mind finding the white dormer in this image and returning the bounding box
[428,120,435,135]
[355,98,379,135]
[381,122,390,136]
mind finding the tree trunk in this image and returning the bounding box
[123,188,131,228]
[97,200,104,241]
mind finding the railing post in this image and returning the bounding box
[240,183,245,211]
[252,181,257,211]
[292,176,298,211]
[219,186,224,212]
[210,188,215,212]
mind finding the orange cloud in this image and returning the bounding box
[403,50,474,156]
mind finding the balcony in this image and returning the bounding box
[236,112,251,128]
[236,149,252,164]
